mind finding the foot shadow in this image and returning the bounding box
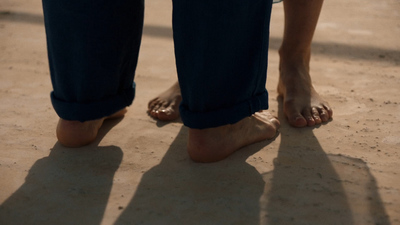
[259,100,390,224]
[0,118,125,225]
[155,117,183,128]
[115,126,276,225]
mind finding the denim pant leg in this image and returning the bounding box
[42,0,144,122]
[173,0,273,129]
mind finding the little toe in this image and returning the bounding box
[324,104,333,118]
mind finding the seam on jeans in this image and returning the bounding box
[252,0,271,96]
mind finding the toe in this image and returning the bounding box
[158,108,177,121]
[324,104,333,118]
[284,101,307,127]
[302,109,315,127]
[288,113,308,128]
[319,107,329,122]
[311,107,322,125]
[158,108,171,118]
[257,111,281,130]
[157,100,181,121]
[148,99,160,112]
[150,104,162,118]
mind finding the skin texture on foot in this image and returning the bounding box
[56,108,127,148]
[277,61,332,127]
[147,69,333,128]
[148,82,181,121]
[187,111,280,163]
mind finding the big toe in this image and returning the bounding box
[288,113,308,128]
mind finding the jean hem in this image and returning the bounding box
[180,90,269,129]
[51,85,135,122]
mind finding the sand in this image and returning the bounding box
[0,0,399,224]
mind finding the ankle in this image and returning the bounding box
[279,46,311,68]
[187,127,231,163]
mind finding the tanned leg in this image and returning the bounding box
[56,108,127,147]
[278,0,333,127]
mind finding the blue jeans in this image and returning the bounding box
[42,0,272,129]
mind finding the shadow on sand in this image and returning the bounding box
[115,126,274,225]
[0,108,390,224]
[259,99,390,225]
[116,99,390,225]
[0,118,124,225]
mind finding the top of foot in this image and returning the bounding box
[278,64,333,127]
[148,82,182,121]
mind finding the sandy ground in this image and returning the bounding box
[0,0,399,224]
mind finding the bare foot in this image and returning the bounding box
[56,108,127,147]
[277,60,333,127]
[187,111,280,163]
[148,82,182,121]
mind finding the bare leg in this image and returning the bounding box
[188,111,280,163]
[278,0,332,127]
[56,108,127,147]
[148,82,181,121]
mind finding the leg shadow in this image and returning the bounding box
[0,118,124,225]
[260,99,390,224]
[116,126,277,225]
